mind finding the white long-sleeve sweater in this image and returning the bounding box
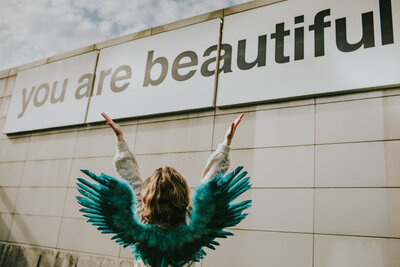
[113,141,231,196]
[112,140,231,267]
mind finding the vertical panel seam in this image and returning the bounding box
[83,50,100,124]
[7,133,32,241]
[312,97,316,267]
[55,129,79,249]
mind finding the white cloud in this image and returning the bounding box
[0,0,250,71]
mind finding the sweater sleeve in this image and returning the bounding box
[201,143,231,183]
[113,140,143,196]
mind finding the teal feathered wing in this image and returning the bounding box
[76,166,251,267]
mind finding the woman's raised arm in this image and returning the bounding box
[201,113,244,183]
[102,112,143,194]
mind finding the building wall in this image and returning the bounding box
[1,66,400,266]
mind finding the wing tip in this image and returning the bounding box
[235,166,244,173]
[80,169,89,174]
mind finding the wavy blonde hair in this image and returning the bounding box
[139,166,191,228]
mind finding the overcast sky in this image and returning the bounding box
[0,0,250,71]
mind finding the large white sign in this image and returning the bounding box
[4,0,399,133]
[217,0,400,106]
[86,19,220,123]
[4,52,98,133]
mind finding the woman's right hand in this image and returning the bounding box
[101,112,124,142]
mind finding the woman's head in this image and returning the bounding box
[139,166,190,227]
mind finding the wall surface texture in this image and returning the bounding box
[1,69,400,266]
[1,0,400,265]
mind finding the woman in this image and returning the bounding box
[100,112,244,266]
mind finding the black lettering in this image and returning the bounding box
[75,73,93,99]
[201,44,232,77]
[111,65,132,92]
[171,51,198,81]
[309,9,331,57]
[97,68,112,95]
[271,23,290,63]
[237,35,267,70]
[294,15,305,61]
[18,86,35,118]
[336,12,375,52]
[50,79,68,104]
[219,44,233,74]
[201,45,218,77]
[33,83,50,107]
[143,50,168,87]
[379,0,394,45]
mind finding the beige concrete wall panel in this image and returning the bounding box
[119,246,136,259]
[74,124,137,158]
[0,187,19,213]
[213,106,315,149]
[215,98,314,115]
[136,151,210,188]
[63,188,82,219]
[17,58,48,72]
[20,159,72,187]
[69,156,115,187]
[316,90,383,104]
[9,215,61,247]
[383,95,400,139]
[0,161,24,186]
[0,242,118,267]
[15,188,66,216]
[0,118,7,140]
[151,10,223,35]
[316,141,400,187]
[118,258,136,266]
[202,230,313,267]
[315,188,400,238]
[73,254,117,267]
[230,146,314,187]
[0,242,56,267]
[314,234,400,267]
[224,0,284,16]
[0,96,10,117]
[0,78,7,97]
[95,29,151,50]
[57,217,120,256]
[316,98,385,143]
[135,116,214,154]
[66,253,117,267]
[383,87,400,97]
[27,131,77,160]
[47,45,96,63]
[384,141,400,187]
[236,189,313,233]
[138,110,214,124]
[0,69,9,79]
[4,76,16,97]
[9,67,17,76]
[0,213,12,241]
[0,136,30,162]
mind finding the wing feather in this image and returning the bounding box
[176,166,252,259]
[76,169,147,248]
[76,167,251,267]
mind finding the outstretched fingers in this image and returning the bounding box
[101,112,124,141]
[101,112,112,123]
[233,113,244,129]
[224,113,244,146]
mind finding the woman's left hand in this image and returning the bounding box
[102,112,124,142]
[224,113,244,146]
